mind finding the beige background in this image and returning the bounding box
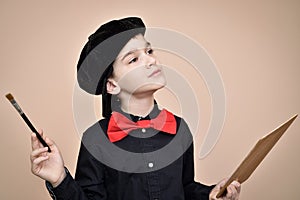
[1,0,299,199]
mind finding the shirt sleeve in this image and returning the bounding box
[182,143,215,199]
[45,142,107,200]
[181,120,215,199]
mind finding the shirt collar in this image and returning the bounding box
[112,100,160,122]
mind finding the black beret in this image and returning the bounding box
[77,17,146,95]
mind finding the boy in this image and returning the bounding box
[30,17,241,200]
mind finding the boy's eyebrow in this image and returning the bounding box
[120,42,151,61]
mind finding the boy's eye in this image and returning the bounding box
[146,48,153,54]
[128,57,138,64]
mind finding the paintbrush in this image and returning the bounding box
[5,93,51,152]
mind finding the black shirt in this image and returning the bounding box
[47,105,214,199]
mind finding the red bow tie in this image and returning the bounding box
[107,109,177,142]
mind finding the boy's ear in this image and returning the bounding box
[106,78,121,95]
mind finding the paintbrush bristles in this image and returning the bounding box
[5,93,14,101]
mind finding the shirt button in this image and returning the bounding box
[148,162,154,168]
[141,128,146,133]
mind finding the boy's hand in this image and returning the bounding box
[209,178,241,200]
[30,130,66,187]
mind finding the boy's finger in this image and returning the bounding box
[32,155,49,165]
[45,136,54,147]
[38,129,48,142]
[226,184,238,199]
[31,133,42,150]
[30,147,49,161]
[38,129,43,136]
[231,181,241,190]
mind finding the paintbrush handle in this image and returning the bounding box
[20,113,51,152]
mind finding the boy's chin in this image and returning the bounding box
[131,83,166,96]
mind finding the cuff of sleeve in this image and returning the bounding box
[46,167,74,200]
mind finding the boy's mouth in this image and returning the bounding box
[148,69,161,78]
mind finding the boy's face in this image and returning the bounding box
[109,34,166,96]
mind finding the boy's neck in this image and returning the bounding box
[119,94,155,117]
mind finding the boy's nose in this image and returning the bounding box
[144,54,156,68]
